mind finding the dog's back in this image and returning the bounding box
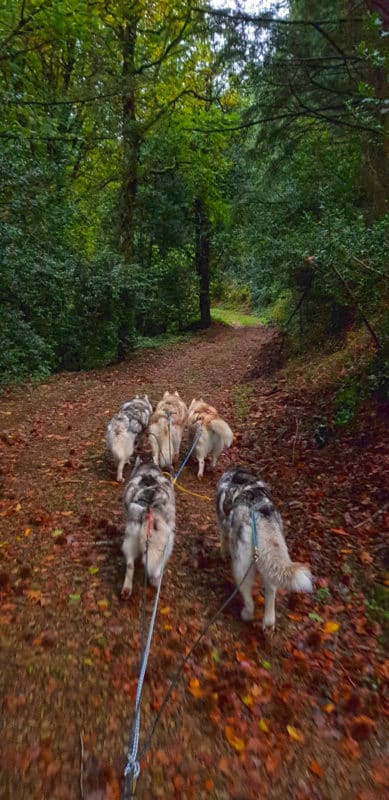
[149,391,187,468]
[121,395,153,433]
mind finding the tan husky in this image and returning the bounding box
[148,391,188,469]
[188,398,233,479]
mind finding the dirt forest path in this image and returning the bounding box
[0,324,387,800]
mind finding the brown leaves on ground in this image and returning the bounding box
[0,324,387,799]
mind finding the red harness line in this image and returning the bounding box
[145,509,152,541]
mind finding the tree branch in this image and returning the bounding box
[193,6,363,27]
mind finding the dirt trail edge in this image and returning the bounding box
[0,324,387,800]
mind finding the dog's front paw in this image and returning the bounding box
[120,587,132,600]
[241,607,254,622]
[117,476,125,483]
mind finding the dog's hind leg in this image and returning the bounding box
[116,459,126,483]
[197,457,205,479]
[232,557,256,621]
[121,532,137,599]
[121,558,134,598]
[262,581,276,632]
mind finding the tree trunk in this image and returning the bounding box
[119,19,140,263]
[117,18,140,357]
[194,197,211,328]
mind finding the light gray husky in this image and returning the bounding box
[216,466,312,631]
[121,459,175,598]
[106,395,153,482]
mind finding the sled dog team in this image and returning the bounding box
[106,392,313,631]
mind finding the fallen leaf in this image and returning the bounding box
[242,695,253,707]
[24,528,31,537]
[15,503,21,512]
[322,703,335,714]
[51,529,63,538]
[359,550,373,565]
[351,715,376,741]
[188,678,204,699]
[160,607,170,615]
[204,779,214,792]
[323,621,340,633]
[287,725,305,742]
[258,719,269,732]
[372,763,389,787]
[25,590,42,604]
[97,600,108,610]
[331,527,349,536]
[88,566,99,575]
[69,594,81,603]
[309,760,323,778]
[309,612,323,622]
[225,726,245,753]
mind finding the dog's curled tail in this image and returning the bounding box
[209,418,233,447]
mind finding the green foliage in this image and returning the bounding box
[232,384,254,421]
[0,306,52,385]
[211,307,263,328]
[333,380,362,427]
[316,587,332,604]
[0,0,387,387]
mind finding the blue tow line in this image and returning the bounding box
[172,429,201,483]
[123,537,171,799]
[250,508,260,562]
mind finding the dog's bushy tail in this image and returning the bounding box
[254,518,312,592]
[209,418,233,448]
[258,553,312,592]
[280,563,312,592]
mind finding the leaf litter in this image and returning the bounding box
[0,323,387,799]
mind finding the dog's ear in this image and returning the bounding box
[174,391,179,397]
[135,394,139,399]
[189,398,196,410]
[144,394,148,401]
[163,391,169,398]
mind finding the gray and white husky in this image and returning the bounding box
[121,459,175,599]
[216,466,312,631]
[106,395,153,482]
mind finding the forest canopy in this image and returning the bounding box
[0,0,387,383]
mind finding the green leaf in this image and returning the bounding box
[51,529,63,537]
[262,660,271,670]
[69,594,81,603]
[309,612,323,622]
[88,566,99,575]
